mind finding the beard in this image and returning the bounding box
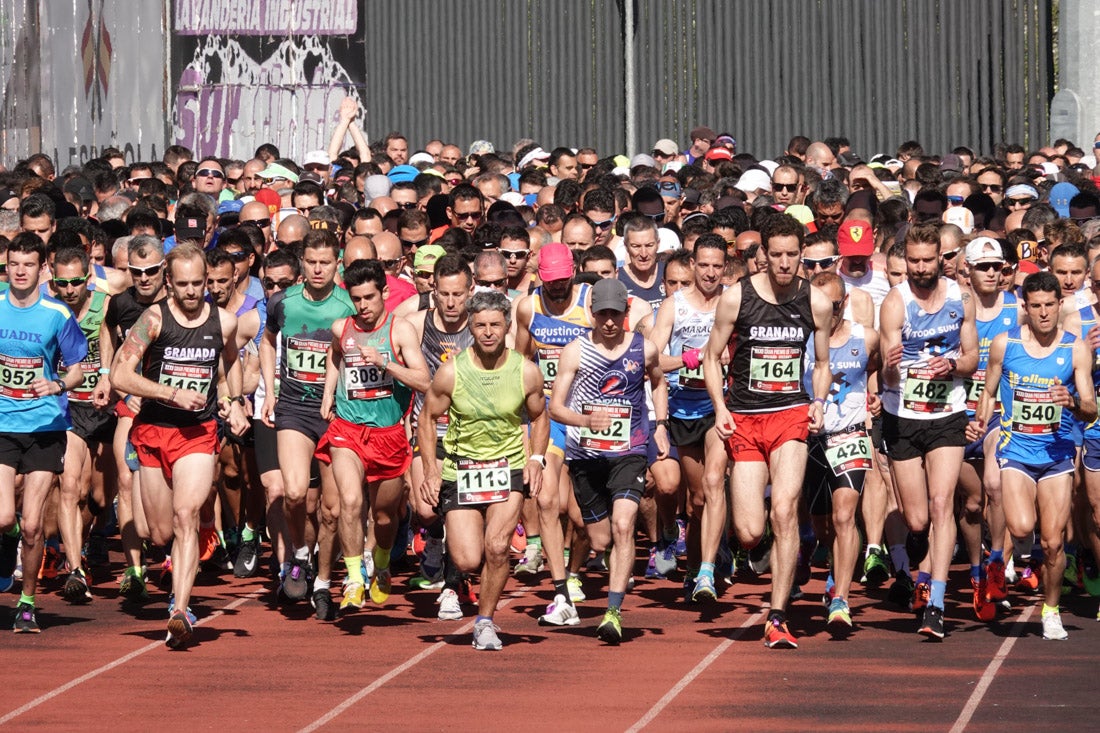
[909,267,941,290]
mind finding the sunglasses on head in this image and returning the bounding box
[128,261,165,277]
[644,211,665,223]
[262,277,296,290]
[196,168,225,179]
[53,274,89,287]
[446,178,463,186]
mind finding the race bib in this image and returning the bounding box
[579,402,632,452]
[749,346,801,393]
[286,336,328,384]
[69,359,100,403]
[964,369,984,412]
[158,362,214,411]
[903,367,952,413]
[824,431,872,476]
[1010,389,1061,435]
[679,362,705,390]
[0,353,43,399]
[456,458,511,505]
[537,346,560,392]
[343,349,393,400]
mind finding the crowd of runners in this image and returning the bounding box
[2,101,1100,651]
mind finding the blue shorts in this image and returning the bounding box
[998,456,1075,484]
[1083,436,1100,472]
[549,418,567,458]
[647,424,678,464]
[964,414,1000,461]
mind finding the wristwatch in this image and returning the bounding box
[528,453,546,468]
[656,419,670,428]
[53,378,66,394]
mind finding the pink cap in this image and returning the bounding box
[538,242,575,282]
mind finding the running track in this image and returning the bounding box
[3,552,1096,731]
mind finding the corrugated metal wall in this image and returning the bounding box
[362,0,1052,159]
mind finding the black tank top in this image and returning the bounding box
[413,309,475,434]
[726,276,814,413]
[140,301,223,426]
[617,261,666,310]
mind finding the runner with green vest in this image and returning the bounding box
[317,259,430,614]
[418,291,549,651]
[52,247,116,604]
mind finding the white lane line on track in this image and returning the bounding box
[0,590,264,726]
[298,594,522,733]
[626,610,767,733]
[949,603,1038,733]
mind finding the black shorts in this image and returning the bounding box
[252,419,279,475]
[569,454,648,524]
[0,431,67,474]
[669,413,715,449]
[804,429,868,516]
[274,402,329,444]
[882,411,968,462]
[412,435,446,461]
[69,402,117,446]
[437,470,527,515]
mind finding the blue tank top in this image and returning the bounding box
[668,289,719,419]
[965,292,1017,416]
[996,327,1077,464]
[565,332,649,459]
[804,322,869,433]
[882,279,967,419]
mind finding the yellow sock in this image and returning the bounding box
[345,556,364,585]
[1042,603,1059,616]
[373,545,390,572]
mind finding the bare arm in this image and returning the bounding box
[703,283,741,438]
[417,360,455,506]
[975,333,1006,429]
[878,289,904,388]
[547,340,587,427]
[523,359,549,498]
[808,285,833,432]
[645,338,670,460]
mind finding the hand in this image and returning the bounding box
[30,377,61,398]
[680,348,701,370]
[261,396,276,428]
[885,344,904,370]
[419,474,442,507]
[1049,382,1075,408]
[320,393,334,422]
[525,460,544,499]
[655,424,670,460]
[358,345,387,368]
[867,393,882,417]
[586,408,612,432]
[227,403,250,436]
[92,376,112,408]
[338,96,357,122]
[172,388,207,411]
[965,419,985,443]
[1088,324,1100,352]
[714,407,736,440]
[926,355,954,378]
[807,401,824,433]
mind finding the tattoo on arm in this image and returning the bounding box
[116,310,158,364]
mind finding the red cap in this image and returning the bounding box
[254,188,281,216]
[704,147,733,162]
[837,219,874,257]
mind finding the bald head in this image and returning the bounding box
[239,200,270,224]
[805,142,835,170]
[343,235,377,268]
[369,196,397,217]
[373,231,401,261]
[276,214,309,245]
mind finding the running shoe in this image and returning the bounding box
[1017,566,1039,593]
[38,544,62,580]
[513,547,544,576]
[389,513,411,568]
[311,588,334,621]
[539,594,580,626]
[85,533,110,569]
[120,570,149,604]
[910,582,931,613]
[918,605,945,640]
[654,540,678,577]
[674,518,687,556]
[585,551,609,573]
[510,523,527,554]
[369,567,392,604]
[827,597,852,628]
[596,607,623,645]
[747,535,772,576]
[863,547,890,588]
[165,610,193,648]
[340,582,365,612]
[985,558,1008,601]
[198,527,218,563]
[472,618,502,650]
[763,616,797,649]
[821,585,836,610]
[233,537,260,579]
[408,574,445,591]
[645,546,664,579]
[419,536,445,583]
[888,571,915,609]
[411,528,427,558]
[363,549,375,581]
[458,576,478,605]
[567,575,586,603]
[972,579,995,622]
[12,602,39,633]
[1041,609,1068,640]
[62,567,92,603]
[691,574,717,603]
[280,558,312,602]
[437,588,463,620]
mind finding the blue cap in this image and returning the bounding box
[217,199,243,217]
[388,165,419,184]
[1049,181,1079,218]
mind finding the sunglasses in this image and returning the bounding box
[773,182,799,193]
[53,275,89,287]
[196,168,225,179]
[240,218,271,228]
[941,249,961,260]
[225,177,240,186]
[275,239,302,250]
[380,257,403,269]
[396,202,417,210]
[971,261,1002,272]
[454,210,483,221]
[980,183,1003,194]
[591,217,616,231]
[262,278,296,290]
[475,278,506,288]
[656,181,680,193]
[1007,198,1035,207]
[579,162,595,171]
[415,270,434,279]
[297,205,317,215]
[643,211,666,223]
[802,256,839,270]
[128,261,165,278]
[816,212,845,223]
[946,195,965,205]
[226,250,251,262]
[501,249,530,260]
[400,237,428,249]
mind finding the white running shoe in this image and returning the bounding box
[437,588,463,620]
[538,594,580,626]
[1042,610,1068,640]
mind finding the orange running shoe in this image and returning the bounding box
[510,524,527,554]
[763,616,798,649]
[38,544,62,580]
[1017,566,1039,593]
[198,527,218,563]
[972,579,995,622]
[985,559,1008,601]
[910,582,931,613]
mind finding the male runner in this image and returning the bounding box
[879,222,978,640]
[0,233,87,632]
[704,213,832,649]
[549,278,669,643]
[418,291,549,650]
[110,243,249,647]
[975,271,1095,640]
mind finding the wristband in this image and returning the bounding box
[528,453,546,468]
[98,367,110,375]
[812,397,826,407]
[681,348,701,370]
